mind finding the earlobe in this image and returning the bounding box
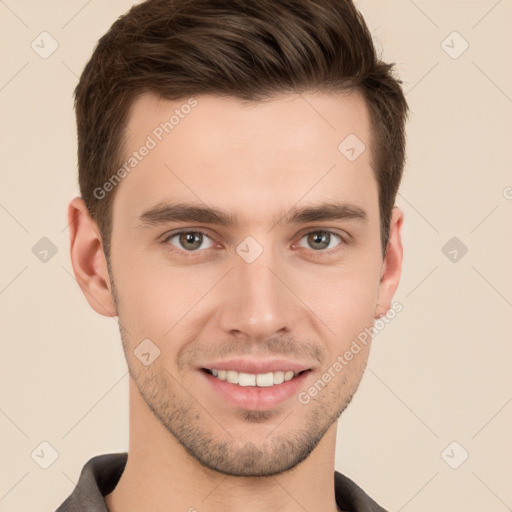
[374,206,404,319]
[67,197,117,317]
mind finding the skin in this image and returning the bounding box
[68,90,403,512]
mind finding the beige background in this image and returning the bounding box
[1,1,511,511]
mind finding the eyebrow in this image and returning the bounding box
[136,201,368,229]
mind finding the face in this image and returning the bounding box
[102,91,400,476]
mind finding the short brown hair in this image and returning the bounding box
[74,0,408,260]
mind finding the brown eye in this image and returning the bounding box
[298,231,343,251]
[179,232,203,250]
[167,231,214,251]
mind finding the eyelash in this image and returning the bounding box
[161,229,347,258]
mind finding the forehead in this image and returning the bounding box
[114,90,377,226]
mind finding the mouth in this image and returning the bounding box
[200,367,312,410]
[201,368,310,387]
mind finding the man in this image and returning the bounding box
[58,0,407,510]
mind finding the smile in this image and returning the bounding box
[204,368,304,387]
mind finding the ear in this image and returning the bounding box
[67,197,117,317]
[375,206,404,319]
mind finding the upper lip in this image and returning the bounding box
[200,358,313,374]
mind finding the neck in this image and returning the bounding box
[105,378,340,512]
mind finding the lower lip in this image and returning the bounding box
[200,369,312,411]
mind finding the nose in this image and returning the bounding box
[216,244,302,343]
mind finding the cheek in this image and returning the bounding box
[113,252,220,340]
[291,258,380,337]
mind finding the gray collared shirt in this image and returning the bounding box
[56,453,389,512]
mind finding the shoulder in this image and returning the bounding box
[334,470,390,512]
[55,453,127,512]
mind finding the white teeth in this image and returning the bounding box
[238,373,256,386]
[226,370,239,384]
[208,369,301,386]
[256,372,274,387]
[273,371,285,384]
[284,371,294,381]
